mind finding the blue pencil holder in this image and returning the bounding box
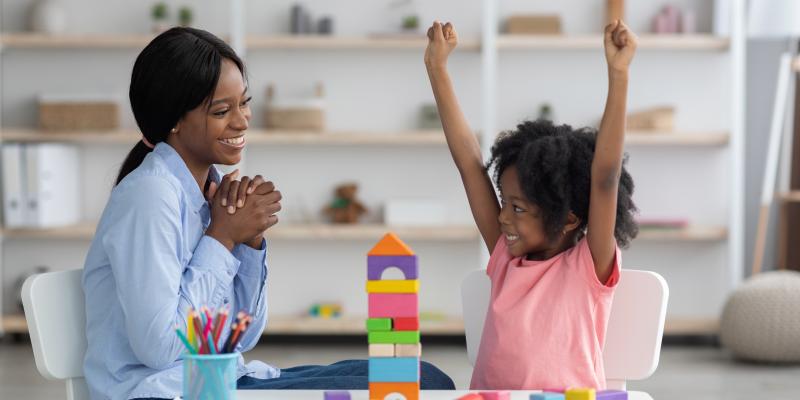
[183,353,238,400]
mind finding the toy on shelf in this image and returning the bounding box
[264,83,326,131]
[626,106,675,132]
[151,2,169,33]
[505,15,562,34]
[308,302,342,319]
[651,5,695,34]
[367,233,420,400]
[324,183,368,224]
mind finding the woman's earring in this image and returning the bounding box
[170,127,178,134]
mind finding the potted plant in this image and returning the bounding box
[151,2,169,33]
[178,6,193,27]
[401,15,419,32]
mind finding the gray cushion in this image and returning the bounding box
[720,270,800,362]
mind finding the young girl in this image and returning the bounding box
[82,27,453,400]
[424,21,639,390]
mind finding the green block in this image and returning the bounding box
[366,318,392,332]
[368,331,420,344]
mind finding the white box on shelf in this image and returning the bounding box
[24,143,81,228]
[2,144,28,228]
[384,200,446,226]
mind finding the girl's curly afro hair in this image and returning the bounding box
[486,119,638,248]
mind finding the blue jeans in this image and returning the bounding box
[133,359,454,399]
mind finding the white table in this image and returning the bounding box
[235,390,654,399]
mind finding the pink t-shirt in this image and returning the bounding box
[470,235,621,390]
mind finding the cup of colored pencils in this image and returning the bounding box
[175,307,254,400]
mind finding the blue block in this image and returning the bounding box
[530,393,565,400]
[368,357,419,382]
[324,391,351,400]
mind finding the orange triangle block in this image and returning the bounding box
[368,232,415,256]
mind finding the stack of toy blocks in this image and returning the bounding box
[366,232,421,400]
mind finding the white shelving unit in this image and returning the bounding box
[0,0,746,336]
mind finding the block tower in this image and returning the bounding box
[366,232,421,400]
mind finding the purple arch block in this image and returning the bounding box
[367,255,418,280]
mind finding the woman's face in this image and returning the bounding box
[170,58,252,167]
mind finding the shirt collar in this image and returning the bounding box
[153,142,221,212]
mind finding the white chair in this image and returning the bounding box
[21,269,90,400]
[461,269,668,390]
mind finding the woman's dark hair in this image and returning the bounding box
[486,119,638,248]
[116,27,246,185]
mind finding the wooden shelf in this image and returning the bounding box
[1,314,463,336]
[1,223,97,240]
[781,191,800,203]
[637,226,728,241]
[2,129,730,147]
[0,129,450,146]
[1,223,479,242]
[497,34,729,50]
[1,33,725,51]
[267,224,478,241]
[0,33,153,49]
[1,314,720,336]
[246,35,480,51]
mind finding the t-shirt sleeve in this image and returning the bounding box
[572,238,621,295]
[486,234,510,278]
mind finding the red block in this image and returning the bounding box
[393,317,419,331]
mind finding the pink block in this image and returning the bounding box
[368,293,418,318]
[480,391,511,400]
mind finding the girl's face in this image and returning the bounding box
[170,58,252,167]
[498,166,552,258]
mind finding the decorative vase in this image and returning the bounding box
[30,0,67,34]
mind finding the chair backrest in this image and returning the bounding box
[21,269,90,400]
[461,268,669,390]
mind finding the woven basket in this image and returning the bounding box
[39,101,119,131]
[264,107,325,131]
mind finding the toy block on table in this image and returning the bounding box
[597,390,628,400]
[366,318,392,332]
[368,343,395,357]
[368,382,419,400]
[368,357,420,382]
[368,293,418,318]
[457,394,485,400]
[366,279,419,293]
[367,255,418,280]
[531,393,566,400]
[395,343,421,357]
[368,330,420,344]
[368,232,415,256]
[565,388,596,400]
[393,317,419,331]
[480,391,511,400]
[324,391,351,400]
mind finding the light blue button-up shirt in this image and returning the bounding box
[82,143,279,400]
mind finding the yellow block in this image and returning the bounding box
[366,279,419,293]
[565,388,596,400]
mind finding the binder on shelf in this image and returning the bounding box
[2,143,28,228]
[23,143,81,228]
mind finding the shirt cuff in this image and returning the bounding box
[193,235,241,282]
[233,238,267,278]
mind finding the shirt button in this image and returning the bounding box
[224,298,229,304]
